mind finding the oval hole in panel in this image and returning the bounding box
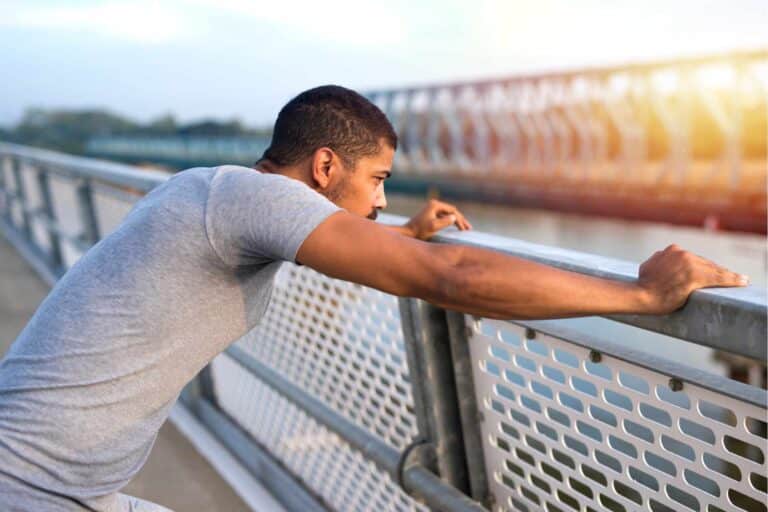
[702,452,742,481]
[683,468,720,497]
[751,472,767,494]
[571,376,597,397]
[590,404,617,427]
[490,344,511,362]
[656,384,691,410]
[542,365,566,384]
[521,394,542,414]
[698,399,737,427]
[608,435,638,458]
[614,480,642,505]
[660,435,695,461]
[595,449,622,474]
[599,493,626,512]
[576,420,603,443]
[728,489,767,512]
[723,435,764,464]
[526,338,548,356]
[678,417,715,445]
[536,421,558,442]
[504,368,526,387]
[499,326,522,346]
[623,419,654,443]
[604,389,633,412]
[639,402,672,427]
[515,354,537,373]
[547,407,571,428]
[564,435,588,456]
[584,360,612,381]
[559,392,584,413]
[500,421,520,440]
[553,349,579,368]
[628,466,659,491]
[644,450,676,477]
[496,383,516,402]
[618,371,649,395]
[666,484,699,511]
[745,416,767,439]
[531,380,554,400]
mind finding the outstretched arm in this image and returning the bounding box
[296,211,748,320]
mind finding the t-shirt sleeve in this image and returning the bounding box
[205,166,343,267]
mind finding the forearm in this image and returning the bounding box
[433,245,650,320]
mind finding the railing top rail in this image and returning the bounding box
[364,49,768,96]
[0,141,167,192]
[2,142,764,360]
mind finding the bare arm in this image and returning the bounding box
[297,212,748,320]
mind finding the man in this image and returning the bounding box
[0,85,748,511]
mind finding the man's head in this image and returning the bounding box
[257,85,397,220]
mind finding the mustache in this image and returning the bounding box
[367,209,379,220]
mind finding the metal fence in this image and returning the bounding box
[365,51,767,189]
[0,142,765,512]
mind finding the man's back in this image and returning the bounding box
[0,165,341,510]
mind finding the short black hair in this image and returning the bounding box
[259,85,397,169]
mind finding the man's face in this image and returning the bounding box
[323,144,394,220]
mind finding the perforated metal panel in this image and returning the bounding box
[211,263,429,511]
[468,318,767,512]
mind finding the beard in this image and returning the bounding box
[323,176,379,221]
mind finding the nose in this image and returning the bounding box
[374,186,387,210]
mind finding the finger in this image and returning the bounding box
[456,211,472,230]
[705,267,749,287]
[433,214,456,231]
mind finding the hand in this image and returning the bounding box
[636,244,749,314]
[403,199,473,240]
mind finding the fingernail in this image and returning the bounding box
[739,275,750,284]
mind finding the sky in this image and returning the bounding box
[0,0,766,128]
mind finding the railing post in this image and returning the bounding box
[35,168,64,274]
[398,297,470,493]
[445,311,492,508]
[75,179,101,247]
[0,156,9,222]
[10,157,32,239]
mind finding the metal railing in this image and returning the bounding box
[0,142,765,512]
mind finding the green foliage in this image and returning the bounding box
[3,108,270,154]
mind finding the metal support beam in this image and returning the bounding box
[445,311,492,507]
[75,179,101,246]
[398,298,470,492]
[35,169,64,275]
[224,345,487,512]
[10,157,32,239]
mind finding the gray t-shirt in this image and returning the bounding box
[0,165,342,510]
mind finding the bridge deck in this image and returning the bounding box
[0,234,253,511]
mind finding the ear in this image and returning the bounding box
[310,147,341,190]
